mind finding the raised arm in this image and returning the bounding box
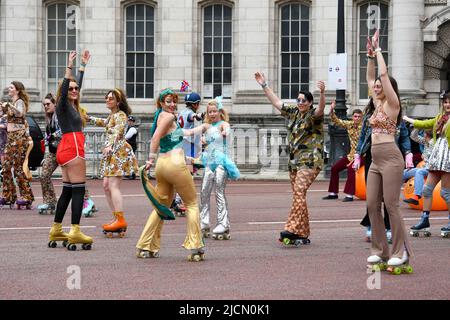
[59,51,77,106]
[366,36,376,89]
[76,49,90,90]
[254,72,283,112]
[314,81,326,117]
[372,30,399,110]
[329,100,350,128]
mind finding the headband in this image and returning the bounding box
[159,88,174,102]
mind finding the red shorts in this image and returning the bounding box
[56,132,85,166]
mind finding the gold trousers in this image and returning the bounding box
[136,152,204,252]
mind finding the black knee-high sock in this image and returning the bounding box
[54,182,72,223]
[71,183,85,225]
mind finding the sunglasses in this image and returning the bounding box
[42,102,52,107]
[296,98,308,104]
[105,96,115,101]
[68,87,79,92]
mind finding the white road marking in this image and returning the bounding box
[0,226,97,231]
[248,217,449,225]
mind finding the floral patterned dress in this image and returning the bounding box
[90,111,138,177]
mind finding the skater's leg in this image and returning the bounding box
[14,133,34,202]
[214,165,230,229]
[284,168,320,238]
[200,167,215,228]
[54,166,72,223]
[343,157,355,197]
[136,158,173,252]
[166,153,203,250]
[328,156,348,194]
[104,176,123,212]
[40,153,59,206]
[103,177,115,212]
[366,164,389,260]
[378,145,412,259]
[1,138,17,203]
[440,173,450,215]
[422,171,440,212]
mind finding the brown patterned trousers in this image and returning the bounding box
[40,152,58,205]
[285,168,321,238]
[2,130,34,202]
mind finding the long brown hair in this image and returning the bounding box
[11,81,29,113]
[105,88,132,116]
[56,76,86,127]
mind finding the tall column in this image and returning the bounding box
[391,0,425,95]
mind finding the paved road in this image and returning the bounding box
[0,179,449,300]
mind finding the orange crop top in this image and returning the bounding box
[369,106,397,135]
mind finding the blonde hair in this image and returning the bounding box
[204,99,229,124]
[56,77,86,127]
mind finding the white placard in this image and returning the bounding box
[328,53,347,90]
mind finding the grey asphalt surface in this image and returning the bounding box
[0,179,449,300]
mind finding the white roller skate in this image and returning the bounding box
[82,197,97,217]
[136,249,160,259]
[187,248,205,262]
[441,221,450,238]
[201,224,211,238]
[367,255,387,272]
[386,250,413,275]
[211,224,230,240]
[38,203,55,215]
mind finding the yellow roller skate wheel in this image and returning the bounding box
[393,267,402,275]
[405,265,413,274]
[283,238,290,245]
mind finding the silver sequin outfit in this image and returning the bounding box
[427,137,450,172]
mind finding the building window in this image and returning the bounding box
[203,4,232,99]
[280,3,310,99]
[47,3,77,93]
[358,1,389,99]
[125,4,154,99]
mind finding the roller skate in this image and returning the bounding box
[366,255,387,272]
[103,211,127,238]
[187,248,205,262]
[66,224,93,251]
[47,222,69,248]
[82,197,97,217]
[279,230,311,247]
[0,198,14,209]
[136,248,160,258]
[441,221,450,238]
[409,213,431,237]
[16,199,32,210]
[211,224,231,240]
[201,224,211,238]
[386,251,413,275]
[365,226,372,242]
[38,203,55,215]
[171,199,186,217]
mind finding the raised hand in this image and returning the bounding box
[330,100,336,113]
[68,51,77,66]
[254,72,267,86]
[317,80,325,93]
[367,36,374,57]
[371,29,380,50]
[81,49,91,65]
